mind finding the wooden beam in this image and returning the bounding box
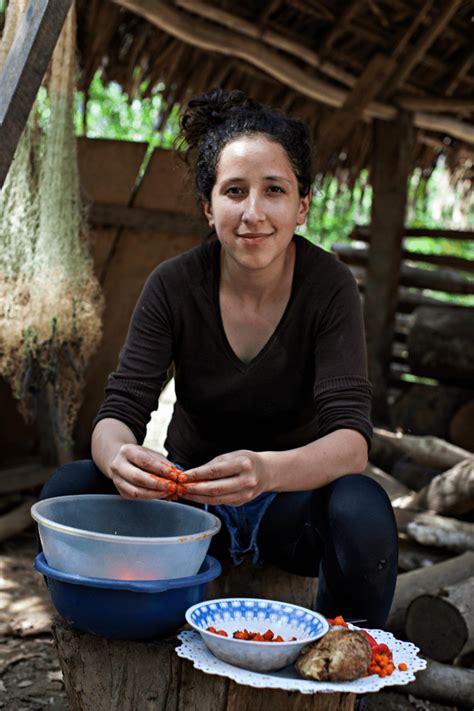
[0,0,73,189]
[386,0,464,94]
[413,112,474,144]
[364,112,415,424]
[397,96,474,113]
[316,54,396,168]
[352,225,474,242]
[89,203,208,235]
[333,243,474,275]
[113,0,474,145]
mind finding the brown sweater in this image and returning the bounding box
[93,236,372,469]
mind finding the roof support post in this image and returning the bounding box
[0,0,73,189]
[364,111,415,424]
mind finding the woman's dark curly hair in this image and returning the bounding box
[178,88,313,201]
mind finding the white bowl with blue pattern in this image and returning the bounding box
[185,597,329,672]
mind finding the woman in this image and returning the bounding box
[41,89,398,628]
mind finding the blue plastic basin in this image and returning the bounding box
[35,552,221,641]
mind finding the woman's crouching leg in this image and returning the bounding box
[39,459,116,501]
[312,474,399,629]
[36,460,116,553]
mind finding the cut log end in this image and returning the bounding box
[406,594,468,662]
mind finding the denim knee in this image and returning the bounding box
[320,474,398,569]
[39,459,115,500]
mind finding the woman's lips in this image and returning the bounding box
[237,233,273,239]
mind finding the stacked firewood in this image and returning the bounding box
[365,428,474,708]
[0,460,53,542]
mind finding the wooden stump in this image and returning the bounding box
[405,577,474,663]
[52,620,356,711]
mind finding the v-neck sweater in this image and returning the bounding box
[93,235,372,469]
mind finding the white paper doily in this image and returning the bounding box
[175,627,427,694]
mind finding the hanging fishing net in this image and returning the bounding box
[0,1,103,454]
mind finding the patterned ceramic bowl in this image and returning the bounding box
[185,597,329,672]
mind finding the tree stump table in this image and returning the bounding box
[51,560,356,710]
[52,621,356,710]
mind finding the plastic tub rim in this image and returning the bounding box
[34,552,222,592]
[31,494,221,545]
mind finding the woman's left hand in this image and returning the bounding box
[181,450,270,506]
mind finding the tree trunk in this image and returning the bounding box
[403,510,474,552]
[398,458,474,516]
[397,539,450,572]
[390,384,474,448]
[0,496,36,541]
[407,307,474,384]
[52,620,356,711]
[392,657,474,707]
[363,462,412,501]
[373,428,471,470]
[405,577,474,663]
[386,551,474,634]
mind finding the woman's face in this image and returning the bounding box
[203,135,310,273]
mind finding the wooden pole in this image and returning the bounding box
[0,0,73,188]
[364,112,415,423]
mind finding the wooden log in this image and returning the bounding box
[363,462,412,502]
[449,399,474,452]
[405,577,474,663]
[392,657,474,707]
[397,538,450,572]
[352,225,474,243]
[394,508,474,553]
[397,458,474,516]
[334,241,474,276]
[0,495,36,541]
[0,461,53,494]
[373,428,471,470]
[407,307,474,384]
[52,620,356,711]
[390,383,474,444]
[333,244,474,292]
[386,551,474,634]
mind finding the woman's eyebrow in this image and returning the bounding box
[264,175,292,184]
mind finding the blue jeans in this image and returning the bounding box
[38,460,398,628]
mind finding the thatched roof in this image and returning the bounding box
[76,1,473,187]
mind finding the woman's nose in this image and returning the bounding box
[242,193,265,223]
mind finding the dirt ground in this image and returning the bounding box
[0,529,461,711]
[0,530,69,710]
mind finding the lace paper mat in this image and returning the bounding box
[175,627,427,694]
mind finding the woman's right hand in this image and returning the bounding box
[109,443,181,500]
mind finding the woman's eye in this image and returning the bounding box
[268,185,285,193]
[225,186,244,195]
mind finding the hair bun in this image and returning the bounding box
[181,88,260,149]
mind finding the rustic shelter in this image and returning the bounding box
[1,4,474,710]
[1,0,473,459]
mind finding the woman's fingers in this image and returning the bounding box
[121,444,182,481]
[184,453,252,482]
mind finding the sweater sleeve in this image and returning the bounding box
[92,269,174,444]
[312,267,372,448]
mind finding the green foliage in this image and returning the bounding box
[74,72,180,150]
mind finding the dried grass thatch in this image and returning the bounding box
[72,0,473,190]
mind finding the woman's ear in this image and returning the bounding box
[296,192,311,226]
[203,201,214,228]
